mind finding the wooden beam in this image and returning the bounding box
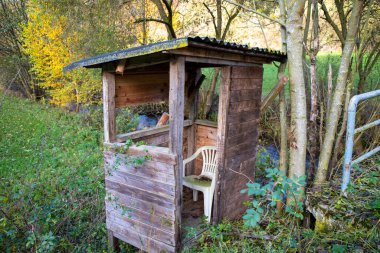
[107,230,120,252]
[195,119,218,128]
[260,75,288,112]
[115,59,127,74]
[164,47,273,64]
[213,66,232,223]
[103,71,116,143]
[169,56,185,249]
[185,56,261,67]
[116,120,192,142]
[125,60,169,70]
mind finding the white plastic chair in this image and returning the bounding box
[183,146,218,222]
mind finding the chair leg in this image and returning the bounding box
[203,193,211,223]
[193,190,198,201]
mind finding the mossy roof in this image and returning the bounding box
[64,36,286,72]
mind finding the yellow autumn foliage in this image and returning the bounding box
[22,1,100,107]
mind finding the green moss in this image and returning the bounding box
[183,175,212,187]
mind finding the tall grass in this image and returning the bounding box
[0,95,106,252]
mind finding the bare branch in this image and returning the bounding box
[135,17,176,38]
[319,0,344,44]
[203,3,218,35]
[224,0,285,27]
[221,0,243,40]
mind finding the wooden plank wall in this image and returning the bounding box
[194,122,217,174]
[216,66,262,220]
[127,126,190,152]
[104,145,177,252]
[115,72,169,108]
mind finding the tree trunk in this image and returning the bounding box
[307,0,319,187]
[277,0,288,214]
[314,0,364,186]
[329,80,351,178]
[216,0,222,38]
[286,0,308,201]
[151,0,176,39]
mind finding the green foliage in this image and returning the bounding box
[241,168,306,227]
[308,159,380,228]
[0,94,134,252]
[106,138,151,177]
[116,108,139,134]
[22,0,101,107]
[186,158,379,252]
[261,53,380,97]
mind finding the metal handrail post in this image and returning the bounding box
[341,89,380,193]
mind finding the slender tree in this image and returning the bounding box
[307,0,319,187]
[315,0,364,185]
[286,0,308,200]
[276,0,289,213]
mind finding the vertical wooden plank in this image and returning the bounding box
[186,68,201,174]
[218,66,263,220]
[108,230,120,252]
[169,56,185,250]
[213,66,231,223]
[103,71,116,143]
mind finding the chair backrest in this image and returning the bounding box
[199,146,218,180]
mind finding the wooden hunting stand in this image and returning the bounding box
[64,37,286,252]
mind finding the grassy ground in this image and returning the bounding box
[0,94,107,252]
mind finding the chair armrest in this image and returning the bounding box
[183,146,217,177]
[183,152,200,177]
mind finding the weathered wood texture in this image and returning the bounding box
[194,121,217,175]
[168,57,186,251]
[215,66,263,221]
[166,46,272,64]
[103,72,116,143]
[104,144,177,252]
[116,120,192,148]
[115,72,169,107]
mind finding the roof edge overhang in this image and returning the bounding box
[63,38,189,72]
[63,37,287,72]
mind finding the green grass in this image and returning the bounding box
[0,95,106,252]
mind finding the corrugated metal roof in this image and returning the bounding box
[188,36,286,56]
[64,36,286,72]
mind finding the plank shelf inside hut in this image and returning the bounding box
[64,37,286,252]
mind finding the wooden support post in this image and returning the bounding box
[186,69,201,174]
[103,71,116,143]
[213,66,231,223]
[107,230,120,252]
[169,56,185,250]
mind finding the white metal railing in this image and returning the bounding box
[341,89,380,193]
